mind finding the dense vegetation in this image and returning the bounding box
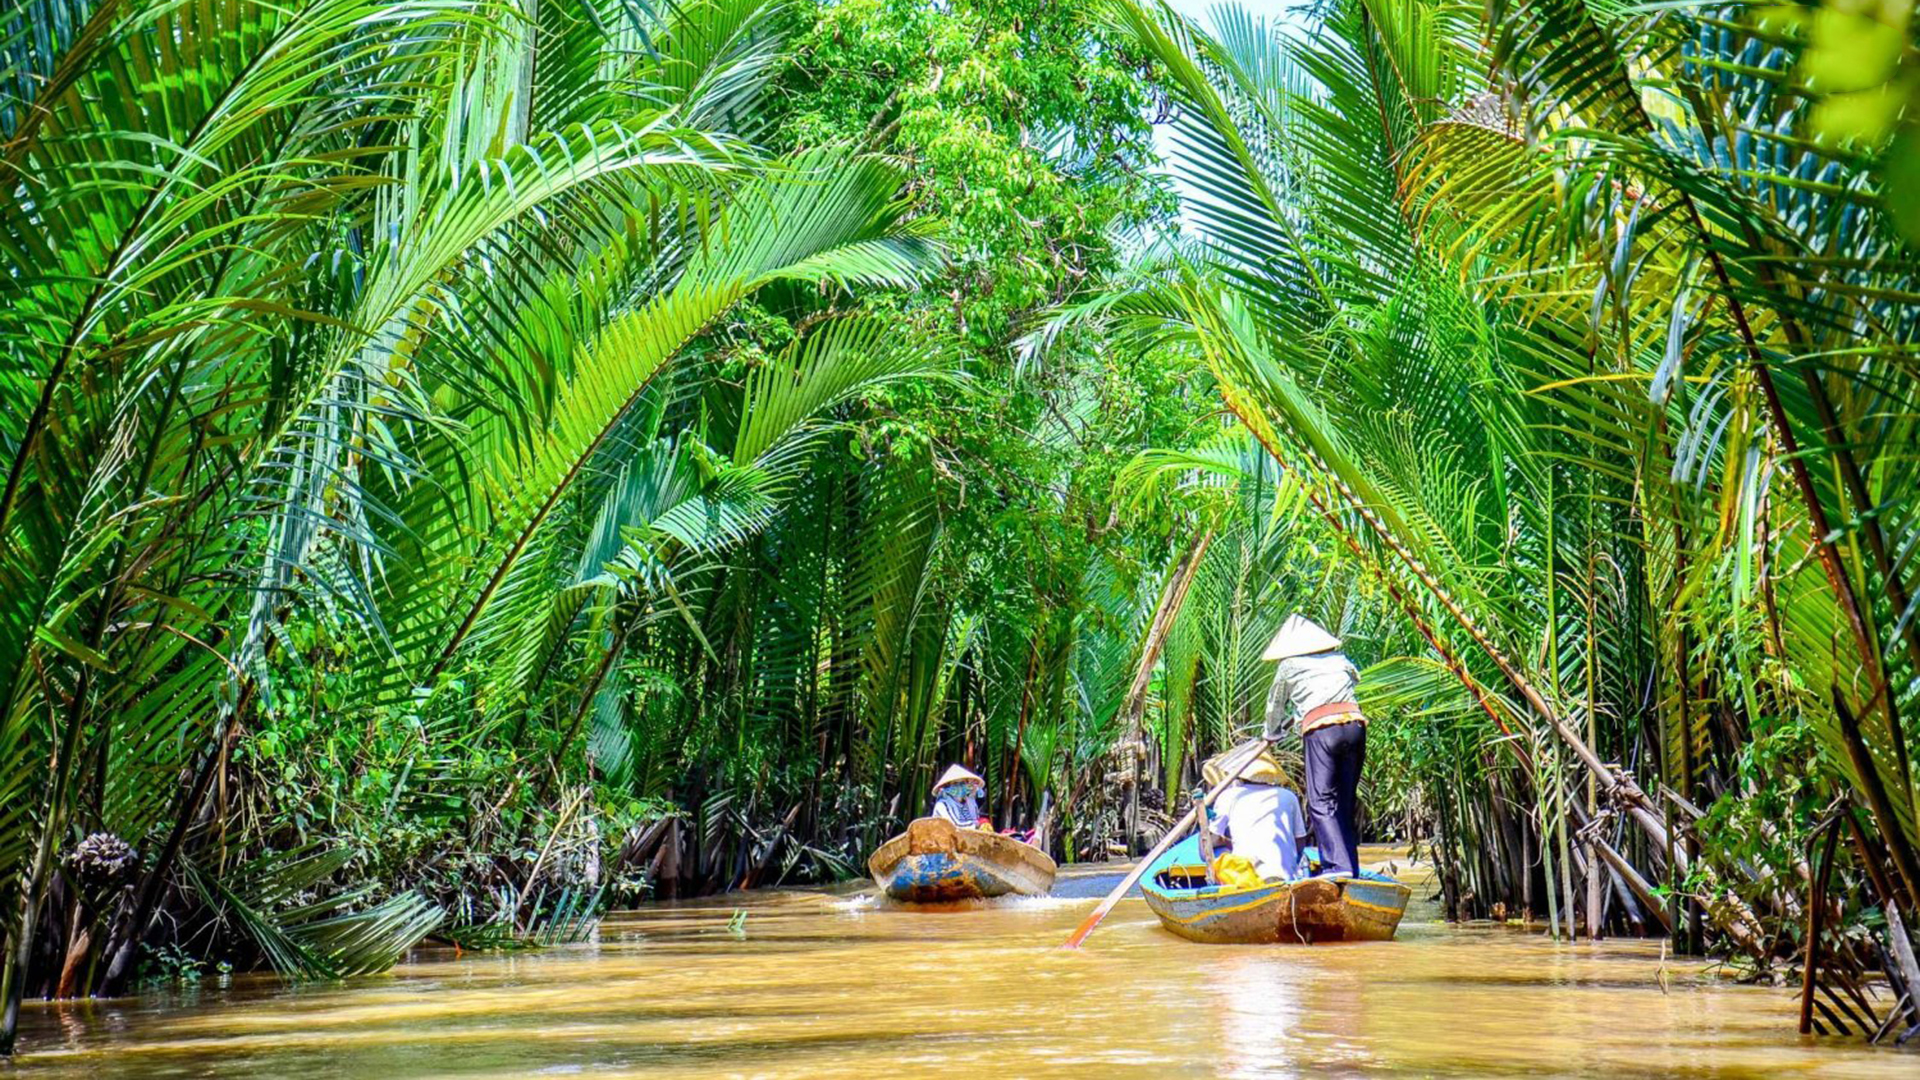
[4,0,1919,1054]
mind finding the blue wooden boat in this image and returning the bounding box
[1140,835,1411,943]
[868,816,1057,903]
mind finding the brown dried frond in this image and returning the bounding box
[1446,91,1521,138]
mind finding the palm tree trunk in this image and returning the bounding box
[1119,529,1213,853]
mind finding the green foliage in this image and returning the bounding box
[1075,0,1920,973]
[0,0,1198,1035]
[8,0,1918,1051]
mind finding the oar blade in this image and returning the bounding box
[1063,911,1103,950]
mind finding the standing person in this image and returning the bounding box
[928,764,990,830]
[1261,614,1367,877]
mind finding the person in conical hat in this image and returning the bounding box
[929,764,988,829]
[1261,613,1343,662]
[1200,747,1308,881]
[1261,614,1367,877]
[1200,747,1289,789]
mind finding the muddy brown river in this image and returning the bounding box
[5,847,1911,1077]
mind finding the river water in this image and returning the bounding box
[6,847,1911,1077]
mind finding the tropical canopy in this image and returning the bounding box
[4,0,1919,1051]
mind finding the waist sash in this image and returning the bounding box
[1301,700,1365,732]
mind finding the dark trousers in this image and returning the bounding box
[1304,721,1366,876]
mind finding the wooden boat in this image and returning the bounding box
[868,816,1057,902]
[1140,835,1411,943]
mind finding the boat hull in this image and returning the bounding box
[868,817,1057,903]
[1140,836,1411,943]
[1143,875,1411,943]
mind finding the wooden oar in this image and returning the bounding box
[1062,737,1273,948]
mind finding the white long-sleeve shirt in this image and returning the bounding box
[1262,651,1362,739]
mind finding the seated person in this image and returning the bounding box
[929,764,991,830]
[1200,748,1308,882]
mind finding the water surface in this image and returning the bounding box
[8,847,1909,1077]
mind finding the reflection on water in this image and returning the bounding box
[8,847,1910,1078]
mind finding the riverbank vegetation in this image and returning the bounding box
[4,0,1919,1054]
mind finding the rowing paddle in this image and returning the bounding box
[1062,736,1273,948]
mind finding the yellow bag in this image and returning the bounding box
[1211,853,1264,889]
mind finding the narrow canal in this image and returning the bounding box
[6,849,1908,1077]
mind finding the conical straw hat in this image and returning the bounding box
[1261,614,1342,661]
[1202,748,1289,788]
[934,764,984,790]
